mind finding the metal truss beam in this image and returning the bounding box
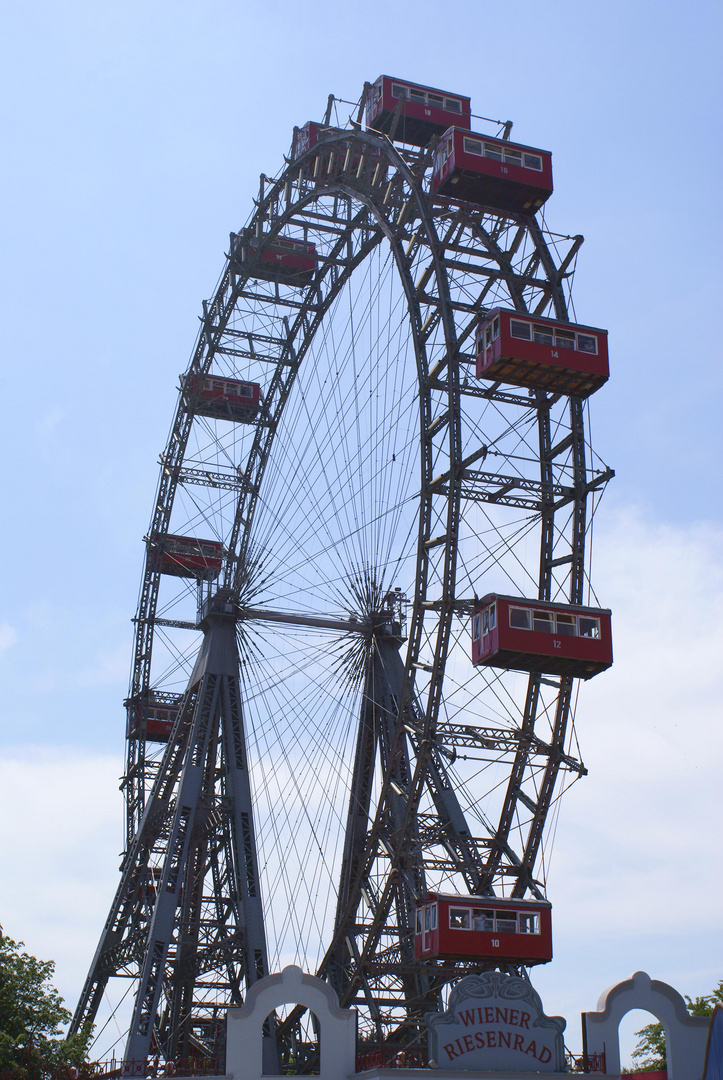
[71,599,269,1067]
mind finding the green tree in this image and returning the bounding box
[628,1020,666,1071]
[0,931,91,1074]
[625,980,723,1072]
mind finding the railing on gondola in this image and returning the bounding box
[565,1049,607,1073]
[355,1047,605,1071]
[355,1045,427,1070]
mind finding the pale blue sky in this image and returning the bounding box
[0,0,721,1066]
[1,0,720,748]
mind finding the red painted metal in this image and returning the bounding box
[293,120,346,158]
[183,371,260,424]
[126,693,180,743]
[293,120,337,157]
[566,1050,608,1073]
[471,594,613,680]
[475,308,609,398]
[150,534,224,581]
[356,1046,427,1070]
[433,127,553,213]
[366,75,471,146]
[414,893,552,966]
[230,229,317,287]
[293,121,386,183]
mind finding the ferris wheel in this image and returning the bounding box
[72,76,613,1067]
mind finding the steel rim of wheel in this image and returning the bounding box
[106,110,610,1051]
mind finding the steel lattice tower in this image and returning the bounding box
[74,593,269,1063]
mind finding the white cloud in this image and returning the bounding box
[567,506,723,911]
[535,506,723,1059]
[0,747,124,1010]
[0,623,18,654]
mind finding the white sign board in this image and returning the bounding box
[427,972,566,1071]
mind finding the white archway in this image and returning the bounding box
[225,965,357,1080]
[582,971,708,1079]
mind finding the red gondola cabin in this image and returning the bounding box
[472,594,612,680]
[415,893,552,966]
[126,691,183,742]
[366,76,471,146]
[476,309,609,398]
[150,534,224,581]
[293,122,386,184]
[433,128,553,214]
[230,230,317,287]
[183,372,260,423]
[293,120,341,159]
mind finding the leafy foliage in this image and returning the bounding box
[624,979,723,1072]
[0,933,90,1074]
[685,982,723,1016]
[628,1020,666,1071]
